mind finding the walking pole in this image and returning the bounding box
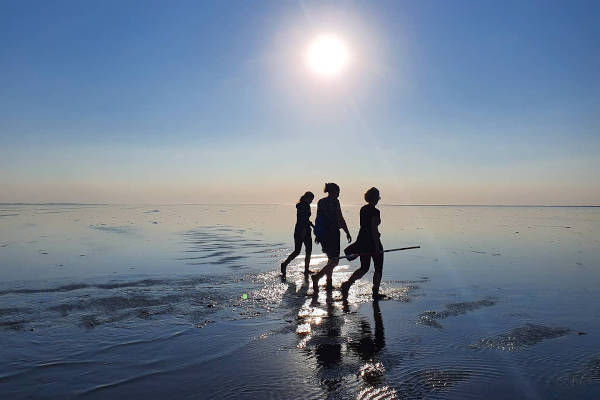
[336,245,420,261]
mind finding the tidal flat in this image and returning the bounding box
[0,204,599,399]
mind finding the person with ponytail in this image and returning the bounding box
[311,182,351,293]
[280,191,315,278]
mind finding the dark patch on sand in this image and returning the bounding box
[418,299,496,328]
[79,314,102,329]
[214,255,246,264]
[0,271,255,330]
[89,225,135,234]
[49,294,181,316]
[560,356,600,384]
[0,307,31,316]
[0,320,30,330]
[177,251,231,260]
[471,323,571,350]
[0,277,213,296]
[390,277,430,284]
[95,279,171,290]
[79,307,174,329]
[0,283,89,295]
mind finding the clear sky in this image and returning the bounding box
[1,0,598,205]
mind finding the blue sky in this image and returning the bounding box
[1,0,598,204]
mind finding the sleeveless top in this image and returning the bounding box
[355,204,381,251]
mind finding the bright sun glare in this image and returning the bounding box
[306,34,349,78]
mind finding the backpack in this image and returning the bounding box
[313,213,327,244]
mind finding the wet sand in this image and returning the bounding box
[0,204,599,399]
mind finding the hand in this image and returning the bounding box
[346,232,352,243]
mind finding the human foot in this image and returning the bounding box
[372,291,387,301]
[341,281,350,298]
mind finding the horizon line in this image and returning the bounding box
[1,202,599,208]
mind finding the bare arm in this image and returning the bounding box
[336,206,351,242]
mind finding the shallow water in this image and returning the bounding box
[0,204,599,399]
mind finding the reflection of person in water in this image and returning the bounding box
[346,301,385,361]
[311,294,385,382]
[293,282,387,397]
[311,183,351,293]
[313,289,343,367]
[341,187,384,300]
[281,191,315,278]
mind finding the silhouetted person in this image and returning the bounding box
[341,187,384,300]
[311,182,351,293]
[281,191,315,277]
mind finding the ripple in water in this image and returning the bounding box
[395,368,471,399]
[179,225,286,268]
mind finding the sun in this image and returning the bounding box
[306,34,349,78]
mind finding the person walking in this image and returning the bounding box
[341,187,384,300]
[311,183,351,294]
[281,191,315,278]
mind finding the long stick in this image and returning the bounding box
[335,245,420,261]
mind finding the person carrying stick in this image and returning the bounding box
[341,187,384,300]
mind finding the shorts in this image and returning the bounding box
[320,229,340,258]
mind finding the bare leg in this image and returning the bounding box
[311,257,338,293]
[341,256,371,297]
[348,256,372,285]
[312,231,340,292]
[303,234,312,274]
[281,235,302,275]
[372,252,384,299]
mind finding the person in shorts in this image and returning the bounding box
[311,182,351,293]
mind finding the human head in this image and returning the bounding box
[364,187,380,205]
[299,191,314,204]
[324,182,340,198]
